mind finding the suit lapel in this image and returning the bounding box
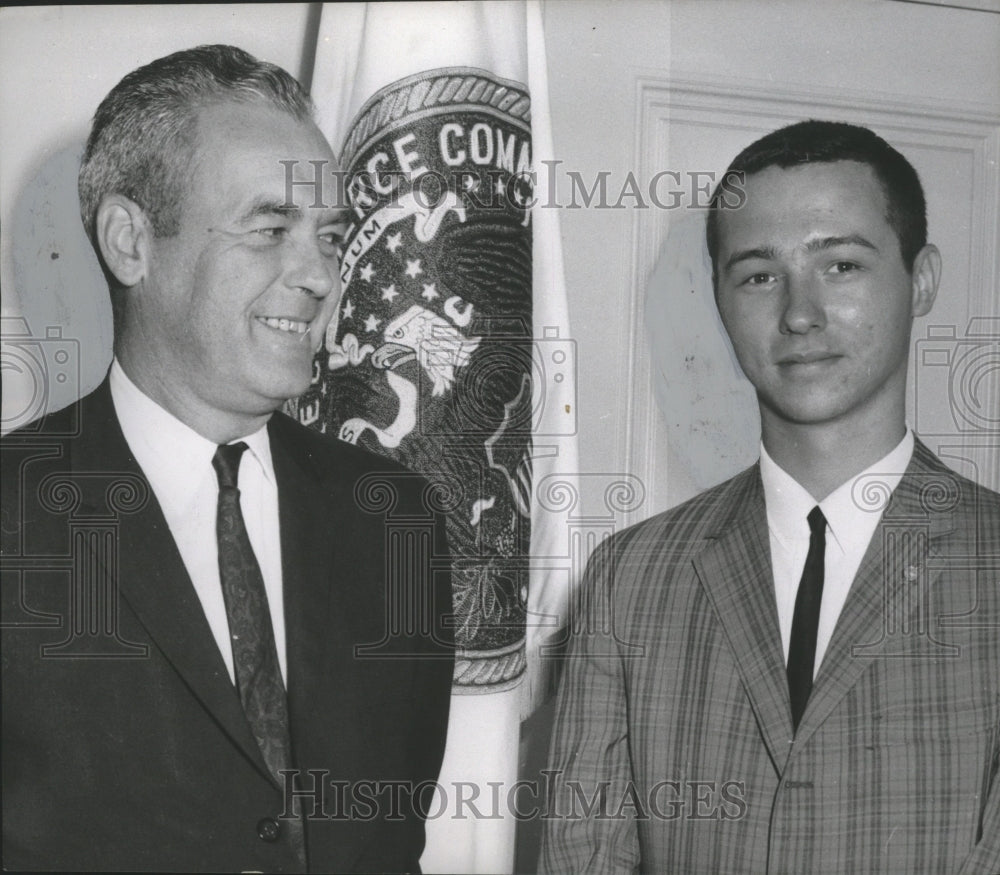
[791,440,959,748]
[689,442,964,767]
[271,419,396,868]
[692,466,794,772]
[270,420,335,724]
[71,383,274,783]
[270,418,379,769]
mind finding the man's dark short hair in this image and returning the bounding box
[706,119,928,280]
[78,44,313,256]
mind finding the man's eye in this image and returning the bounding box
[745,272,774,286]
[254,227,287,239]
[318,228,346,255]
[318,233,343,256]
[830,261,860,274]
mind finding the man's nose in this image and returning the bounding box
[779,272,825,335]
[285,238,338,299]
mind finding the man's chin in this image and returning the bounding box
[277,377,312,406]
[759,391,849,428]
[248,369,314,413]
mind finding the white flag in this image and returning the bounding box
[298,3,578,871]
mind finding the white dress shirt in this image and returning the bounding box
[760,429,914,677]
[110,359,287,684]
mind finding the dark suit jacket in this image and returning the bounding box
[1,380,454,872]
[541,439,1000,874]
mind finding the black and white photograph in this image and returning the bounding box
[1,2,998,872]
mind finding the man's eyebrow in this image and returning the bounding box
[804,234,879,254]
[238,198,350,228]
[238,197,302,224]
[723,246,780,273]
[318,208,351,226]
[723,235,880,273]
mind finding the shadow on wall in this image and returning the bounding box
[3,141,111,433]
[644,210,760,491]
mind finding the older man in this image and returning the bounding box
[542,121,999,874]
[2,45,453,873]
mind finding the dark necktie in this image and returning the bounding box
[786,505,827,732]
[213,443,305,864]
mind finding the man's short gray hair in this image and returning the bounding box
[78,44,314,256]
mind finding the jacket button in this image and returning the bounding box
[256,817,281,842]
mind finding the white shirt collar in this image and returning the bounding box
[109,358,275,488]
[760,429,914,549]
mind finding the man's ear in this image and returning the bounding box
[910,243,941,318]
[95,195,152,288]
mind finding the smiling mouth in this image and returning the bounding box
[257,316,311,337]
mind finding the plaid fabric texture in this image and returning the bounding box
[541,439,1000,874]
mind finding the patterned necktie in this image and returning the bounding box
[787,505,827,732]
[213,443,305,864]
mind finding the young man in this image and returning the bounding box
[542,121,999,874]
[1,45,453,872]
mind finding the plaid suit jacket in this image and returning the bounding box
[541,439,1000,874]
